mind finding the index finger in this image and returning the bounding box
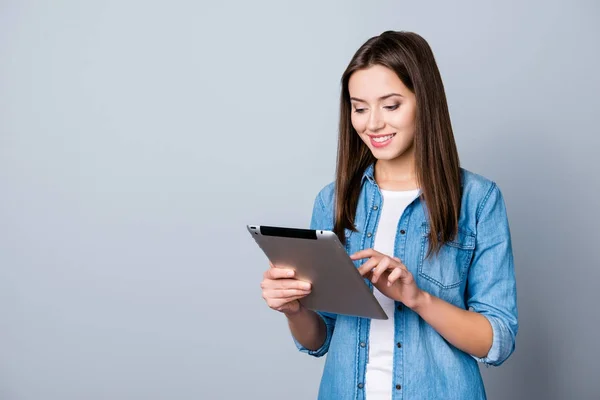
[350,248,377,260]
[265,267,295,280]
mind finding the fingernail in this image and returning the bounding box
[387,281,392,287]
[302,282,311,290]
[287,270,294,277]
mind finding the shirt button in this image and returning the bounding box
[372,205,379,210]
[397,304,403,311]
[360,342,366,348]
[396,384,402,390]
[367,232,372,238]
[358,383,364,389]
[400,229,406,234]
[397,342,402,348]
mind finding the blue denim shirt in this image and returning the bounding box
[294,164,518,400]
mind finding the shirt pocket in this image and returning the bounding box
[418,222,475,289]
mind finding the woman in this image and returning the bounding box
[260,30,518,400]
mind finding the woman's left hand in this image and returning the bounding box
[351,248,424,309]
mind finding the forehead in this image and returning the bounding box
[348,65,409,100]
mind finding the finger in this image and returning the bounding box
[387,267,404,286]
[372,257,392,283]
[270,295,307,309]
[392,257,407,270]
[357,256,381,276]
[264,288,311,300]
[270,279,312,291]
[261,278,310,291]
[274,297,304,312]
[265,267,295,280]
[350,248,379,260]
[362,270,374,282]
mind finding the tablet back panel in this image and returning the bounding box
[248,225,388,320]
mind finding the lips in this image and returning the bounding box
[368,133,396,148]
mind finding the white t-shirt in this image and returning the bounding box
[365,188,420,399]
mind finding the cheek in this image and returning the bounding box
[389,107,416,132]
[351,114,366,133]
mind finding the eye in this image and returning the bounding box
[384,104,400,111]
[353,108,367,114]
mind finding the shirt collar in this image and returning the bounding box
[361,163,376,184]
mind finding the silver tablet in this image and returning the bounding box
[248,225,388,320]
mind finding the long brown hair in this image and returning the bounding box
[334,31,461,257]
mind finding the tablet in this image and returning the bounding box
[247,225,388,320]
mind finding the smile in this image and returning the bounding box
[368,133,396,148]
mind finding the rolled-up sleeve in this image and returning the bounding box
[466,182,518,366]
[292,187,337,357]
[292,311,336,357]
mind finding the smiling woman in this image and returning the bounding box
[259,30,518,400]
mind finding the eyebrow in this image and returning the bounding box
[349,93,403,102]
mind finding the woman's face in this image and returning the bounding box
[348,65,417,161]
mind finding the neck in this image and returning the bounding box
[374,147,418,190]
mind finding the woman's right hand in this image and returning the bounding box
[261,262,312,316]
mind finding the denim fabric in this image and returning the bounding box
[294,163,518,400]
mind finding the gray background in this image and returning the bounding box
[1,0,598,399]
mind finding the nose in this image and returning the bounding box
[366,107,385,132]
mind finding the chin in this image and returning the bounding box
[369,147,407,161]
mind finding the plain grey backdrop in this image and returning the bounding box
[1,0,598,399]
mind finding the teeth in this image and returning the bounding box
[373,134,394,143]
